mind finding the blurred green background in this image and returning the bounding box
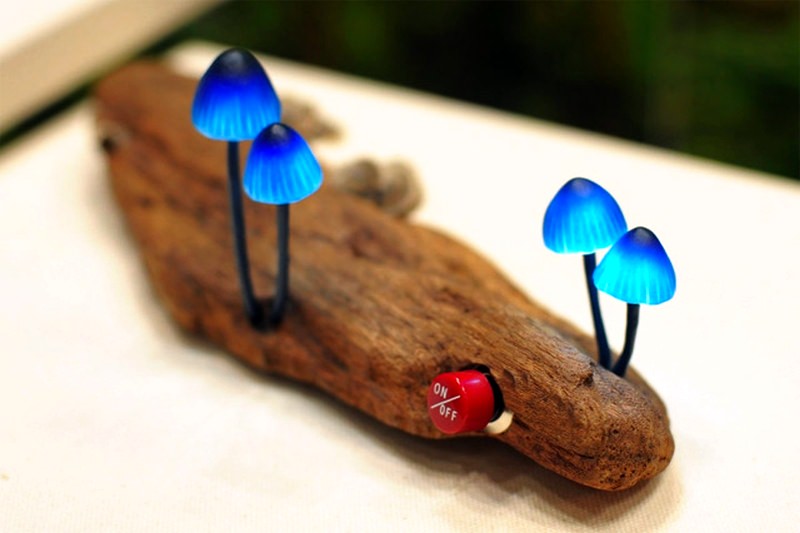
[176,1,798,178]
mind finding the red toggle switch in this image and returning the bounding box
[427,370,496,434]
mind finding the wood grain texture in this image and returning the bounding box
[94,62,674,491]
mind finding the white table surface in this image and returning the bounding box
[1,42,798,532]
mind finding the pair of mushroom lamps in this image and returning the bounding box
[192,48,675,377]
[543,178,676,376]
[192,48,323,327]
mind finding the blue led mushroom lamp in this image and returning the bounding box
[97,48,676,491]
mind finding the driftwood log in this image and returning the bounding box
[94,62,673,491]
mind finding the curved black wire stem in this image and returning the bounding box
[226,141,262,326]
[612,303,640,377]
[269,203,290,325]
[583,253,611,368]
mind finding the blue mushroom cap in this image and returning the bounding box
[192,48,281,141]
[543,177,627,254]
[593,227,676,305]
[244,123,323,205]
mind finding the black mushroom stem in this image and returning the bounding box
[226,141,262,326]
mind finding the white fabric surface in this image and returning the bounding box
[1,42,798,531]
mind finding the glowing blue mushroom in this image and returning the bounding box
[593,227,676,377]
[244,123,323,325]
[192,48,281,141]
[191,48,281,327]
[543,178,627,368]
[244,124,322,204]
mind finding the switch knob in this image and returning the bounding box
[427,370,496,434]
